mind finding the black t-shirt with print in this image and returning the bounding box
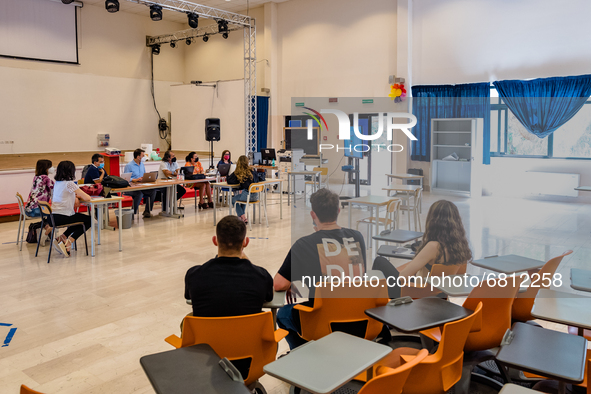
[185,257,274,317]
[277,228,367,297]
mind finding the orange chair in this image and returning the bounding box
[421,278,519,352]
[20,385,44,394]
[511,250,572,322]
[294,280,389,341]
[376,302,483,394]
[400,263,467,299]
[164,312,287,387]
[353,349,429,394]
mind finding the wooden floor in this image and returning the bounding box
[1,187,590,393]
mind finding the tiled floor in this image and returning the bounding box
[0,186,589,393]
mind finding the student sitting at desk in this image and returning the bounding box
[217,149,232,168]
[226,155,258,223]
[83,154,106,185]
[184,215,273,317]
[185,152,213,210]
[25,159,54,245]
[157,150,186,209]
[123,148,157,218]
[372,200,472,295]
[51,161,92,257]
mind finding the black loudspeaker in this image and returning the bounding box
[205,118,221,141]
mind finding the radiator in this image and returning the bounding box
[524,171,580,197]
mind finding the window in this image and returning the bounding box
[490,87,591,159]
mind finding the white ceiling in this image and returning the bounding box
[81,0,287,23]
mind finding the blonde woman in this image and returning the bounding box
[226,155,258,223]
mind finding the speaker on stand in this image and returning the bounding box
[205,118,220,169]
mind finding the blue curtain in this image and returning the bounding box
[256,96,269,152]
[493,74,591,139]
[411,83,490,164]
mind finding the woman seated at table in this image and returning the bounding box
[373,200,472,297]
[185,152,213,210]
[25,159,55,244]
[51,160,92,257]
[226,155,258,223]
[217,149,232,168]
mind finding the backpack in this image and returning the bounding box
[101,175,130,189]
[81,164,92,180]
[26,221,42,243]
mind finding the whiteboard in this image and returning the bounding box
[171,80,246,163]
[0,0,78,63]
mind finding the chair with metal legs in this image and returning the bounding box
[15,192,40,251]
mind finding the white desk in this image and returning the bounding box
[287,170,321,206]
[386,173,424,211]
[531,289,591,336]
[83,196,123,257]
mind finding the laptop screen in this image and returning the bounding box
[181,166,194,175]
[218,163,231,177]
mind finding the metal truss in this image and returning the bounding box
[141,0,257,155]
[126,0,251,26]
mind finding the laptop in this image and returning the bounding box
[180,166,194,176]
[218,163,231,177]
[121,173,132,182]
[141,171,158,182]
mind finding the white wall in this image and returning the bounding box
[0,2,185,154]
[412,0,591,85]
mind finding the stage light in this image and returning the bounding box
[222,32,229,39]
[217,19,228,33]
[62,0,74,4]
[203,35,209,42]
[150,5,162,21]
[105,0,119,13]
[170,41,176,48]
[151,44,160,55]
[187,12,199,28]
[186,38,192,45]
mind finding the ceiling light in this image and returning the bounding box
[202,35,209,42]
[222,32,229,39]
[217,19,228,33]
[150,5,162,21]
[187,12,199,29]
[186,38,192,45]
[170,41,176,48]
[151,44,160,55]
[105,0,119,13]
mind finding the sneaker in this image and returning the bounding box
[143,211,151,218]
[52,239,64,256]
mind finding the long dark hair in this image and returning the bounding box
[55,161,77,182]
[416,200,472,265]
[186,152,197,162]
[220,150,231,162]
[35,159,52,176]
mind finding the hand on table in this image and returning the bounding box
[286,286,301,305]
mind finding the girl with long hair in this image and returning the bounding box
[217,150,232,167]
[227,155,258,223]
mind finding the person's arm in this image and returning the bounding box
[75,187,92,202]
[161,162,173,178]
[274,250,292,291]
[398,241,439,278]
[96,167,106,183]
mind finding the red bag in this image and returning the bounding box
[80,184,104,196]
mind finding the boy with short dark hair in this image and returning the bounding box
[184,215,273,317]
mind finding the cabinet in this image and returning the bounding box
[430,118,483,197]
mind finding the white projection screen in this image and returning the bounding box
[0,0,78,64]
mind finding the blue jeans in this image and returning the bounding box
[276,304,308,350]
[26,207,41,217]
[232,190,258,217]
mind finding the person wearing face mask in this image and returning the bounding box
[123,148,157,218]
[84,154,107,185]
[157,150,186,210]
[217,150,232,168]
[24,159,55,244]
[185,151,213,209]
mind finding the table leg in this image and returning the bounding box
[118,201,122,252]
[292,175,296,207]
[287,174,291,207]
[228,190,233,216]
[420,178,423,213]
[97,205,102,245]
[280,180,283,219]
[213,186,218,226]
[90,204,95,257]
[374,206,380,261]
[348,202,352,228]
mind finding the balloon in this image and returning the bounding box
[401,92,406,98]
[402,88,406,93]
[397,89,403,96]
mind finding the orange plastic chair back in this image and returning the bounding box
[20,385,44,394]
[402,302,483,394]
[164,312,287,386]
[295,281,389,341]
[401,263,466,299]
[462,278,519,352]
[248,183,265,194]
[512,250,573,322]
[357,349,429,394]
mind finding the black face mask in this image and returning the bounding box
[171,157,177,163]
[194,157,199,162]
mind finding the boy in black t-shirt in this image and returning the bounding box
[184,215,273,318]
[274,188,367,349]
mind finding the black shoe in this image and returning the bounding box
[199,203,208,210]
[143,211,151,218]
[208,202,214,209]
